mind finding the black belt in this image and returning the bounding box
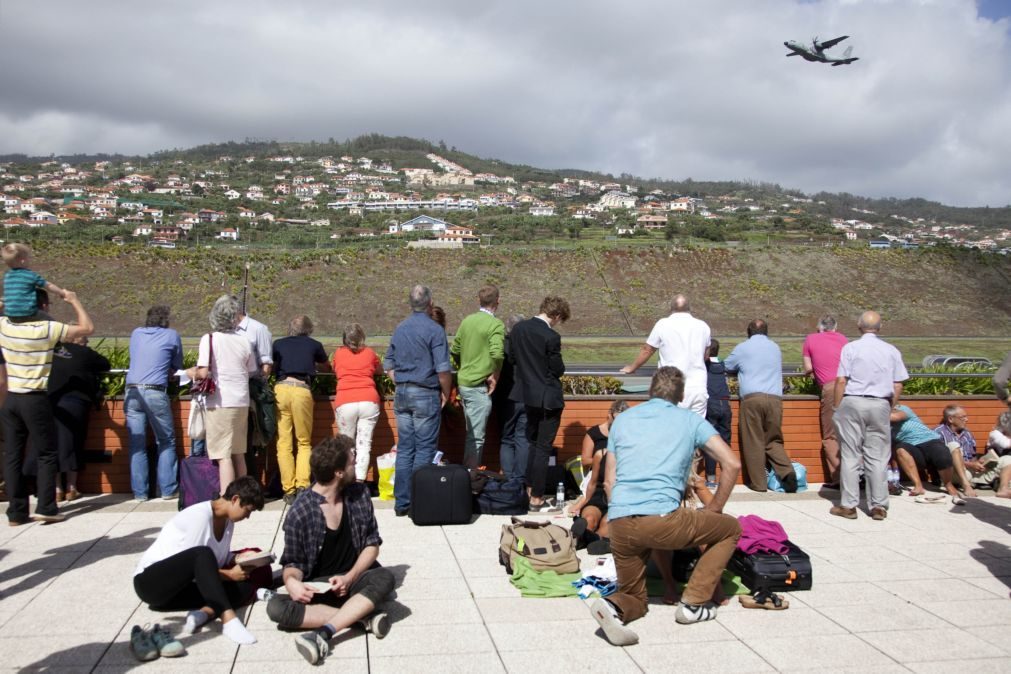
[844,394,889,400]
[127,384,167,391]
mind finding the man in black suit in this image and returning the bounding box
[507,296,571,511]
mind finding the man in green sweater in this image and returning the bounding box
[451,285,505,469]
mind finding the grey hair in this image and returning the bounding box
[409,284,432,312]
[817,315,836,332]
[670,294,690,313]
[997,411,1011,436]
[288,315,313,336]
[209,294,241,333]
[505,314,526,333]
[145,304,171,328]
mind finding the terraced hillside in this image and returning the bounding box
[33,244,1011,337]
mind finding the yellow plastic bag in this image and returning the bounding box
[377,450,396,501]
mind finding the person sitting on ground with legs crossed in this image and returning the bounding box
[266,435,395,666]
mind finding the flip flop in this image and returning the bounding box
[914,494,947,504]
[951,495,966,506]
[739,591,789,610]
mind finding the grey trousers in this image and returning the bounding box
[833,396,891,510]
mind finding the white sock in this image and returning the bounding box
[222,617,257,645]
[182,610,210,636]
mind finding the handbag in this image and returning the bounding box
[190,333,217,396]
[187,393,207,441]
[499,516,579,574]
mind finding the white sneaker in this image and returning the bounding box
[589,598,639,646]
[294,630,329,665]
[675,601,718,624]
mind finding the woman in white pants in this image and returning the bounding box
[332,323,383,482]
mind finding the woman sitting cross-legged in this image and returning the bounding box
[133,476,265,647]
[570,400,629,554]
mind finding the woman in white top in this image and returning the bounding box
[192,295,259,491]
[133,476,264,645]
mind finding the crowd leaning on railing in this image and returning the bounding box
[2,241,1011,662]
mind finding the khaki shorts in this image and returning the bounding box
[205,406,249,460]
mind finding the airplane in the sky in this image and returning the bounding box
[784,35,859,66]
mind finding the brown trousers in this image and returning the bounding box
[607,508,741,623]
[818,382,841,483]
[739,393,794,491]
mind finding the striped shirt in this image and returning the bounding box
[0,317,69,392]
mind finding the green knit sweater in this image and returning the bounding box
[450,309,505,388]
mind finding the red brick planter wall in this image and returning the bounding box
[77,396,1007,494]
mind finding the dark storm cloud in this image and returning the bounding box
[1,0,1009,206]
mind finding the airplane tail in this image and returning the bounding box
[842,46,853,58]
[832,58,858,66]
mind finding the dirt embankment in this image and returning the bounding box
[34,245,1011,337]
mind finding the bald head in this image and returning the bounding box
[670,294,691,313]
[857,311,882,333]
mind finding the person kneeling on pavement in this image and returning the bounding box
[266,435,395,665]
[589,366,742,646]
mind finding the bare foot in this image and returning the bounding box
[963,486,978,498]
[996,489,1011,499]
[662,588,681,605]
[908,487,925,497]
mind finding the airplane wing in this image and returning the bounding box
[817,35,849,50]
[831,58,859,66]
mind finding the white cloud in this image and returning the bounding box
[1,0,1009,205]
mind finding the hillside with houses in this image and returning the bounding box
[2,136,1010,251]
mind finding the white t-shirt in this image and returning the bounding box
[198,331,257,408]
[134,501,233,576]
[646,312,711,391]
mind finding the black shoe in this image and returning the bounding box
[570,517,588,549]
[587,538,611,555]
[781,472,798,494]
[394,508,409,517]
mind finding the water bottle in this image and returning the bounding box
[556,482,565,509]
[888,467,899,485]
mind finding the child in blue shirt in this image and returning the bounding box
[2,243,66,320]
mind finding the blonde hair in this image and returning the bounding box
[342,323,366,352]
[2,243,31,268]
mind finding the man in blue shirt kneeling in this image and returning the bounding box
[589,367,741,646]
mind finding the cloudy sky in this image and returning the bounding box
[2,0,1010,206]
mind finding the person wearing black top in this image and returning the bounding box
[46,334,109,501]
[703,339,732,487]
[267,435,395,666]
[271,315,329,504]
[570,400,628,551]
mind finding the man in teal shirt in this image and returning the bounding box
[588,367,741,647]
[451,285,505,469]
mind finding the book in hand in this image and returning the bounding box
[234,548,276,570]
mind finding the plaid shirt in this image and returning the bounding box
[934,423,977,462]
[280,482,382,578]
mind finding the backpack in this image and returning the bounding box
[499,517,579,575]
[476,475,529,515]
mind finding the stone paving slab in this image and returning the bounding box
[1,486,1010,672]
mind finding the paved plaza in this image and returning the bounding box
[1,486,1010,673]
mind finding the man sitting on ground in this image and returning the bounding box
[588,367,742,646]
[267,436,395,665]
[890,404,965,504]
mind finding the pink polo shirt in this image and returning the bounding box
[802,330,849,387]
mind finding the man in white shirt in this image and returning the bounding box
[621,294,711,416]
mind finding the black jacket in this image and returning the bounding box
[507,317,565,409]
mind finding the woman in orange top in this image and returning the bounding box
[332,323,384,482]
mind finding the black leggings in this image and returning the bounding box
[134,546,254,617]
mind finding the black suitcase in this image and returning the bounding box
[729,540,813,592]
[410,464,473,526]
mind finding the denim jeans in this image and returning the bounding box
[125,387,178,499]
[392,384,442,511]
[458,384,493,469]
[498,398,529,482]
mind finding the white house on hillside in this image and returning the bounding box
[388,214,451,234]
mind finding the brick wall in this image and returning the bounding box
[76,396,1007,494]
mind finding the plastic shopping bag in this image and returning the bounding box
[377,448,396,501]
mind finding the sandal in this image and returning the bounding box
[951,495,966,506]
[739,590,789,610]
[914,494,947,504]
